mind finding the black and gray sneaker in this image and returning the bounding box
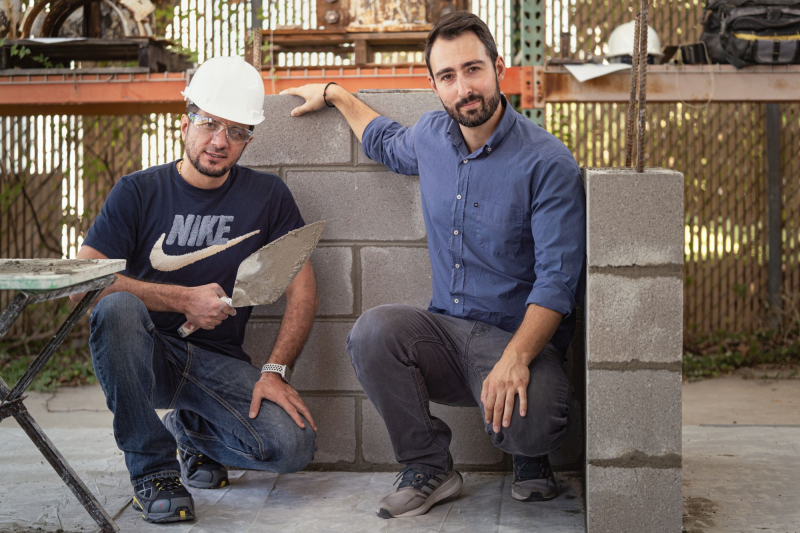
[511,454,558,502]
[162,410,229,489]
[132,477,195,523]
[377,467,463,519]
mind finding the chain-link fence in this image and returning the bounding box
[543,0,800,337]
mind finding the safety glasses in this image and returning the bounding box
[187,113,254,144]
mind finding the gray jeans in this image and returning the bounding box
[346,304,571,475]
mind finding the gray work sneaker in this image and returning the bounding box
[162,411,229,489]
[377,467,463,519]
[511,454,558,501]
[132,477,194,523]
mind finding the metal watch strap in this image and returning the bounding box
[261,363,292,383]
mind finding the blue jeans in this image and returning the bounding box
[346,304,570,475]
[89,292,315,487]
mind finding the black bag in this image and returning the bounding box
[701,0,800,68]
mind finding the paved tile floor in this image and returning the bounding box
[0,428,584,532]
[5,378,800,532]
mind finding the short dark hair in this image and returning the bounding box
[424,12,499,78]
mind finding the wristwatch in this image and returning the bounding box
[261,363,292,384]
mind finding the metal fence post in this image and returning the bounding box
[766,103,782,327]
[521,0,545,127]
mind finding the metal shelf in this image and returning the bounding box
[533,64,800,107]
[1,64,799,115]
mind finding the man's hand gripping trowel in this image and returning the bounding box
[177,221,326,337]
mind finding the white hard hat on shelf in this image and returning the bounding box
[606,20,664,60]
[182,56,266,126]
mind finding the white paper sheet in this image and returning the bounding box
[565,64,631,83]
[24,37,87,44]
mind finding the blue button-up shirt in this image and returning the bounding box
[362,97,586,354]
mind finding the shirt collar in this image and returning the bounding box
[446,95,516,155]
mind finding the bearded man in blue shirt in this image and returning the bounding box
[284,11,586,519]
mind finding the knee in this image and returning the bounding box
[89,292,151,361]
[346,305,411,371]
[90,292,149,337]
[492,402,570,457]
[270,423,317,473]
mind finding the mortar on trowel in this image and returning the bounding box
[178,221,326,337]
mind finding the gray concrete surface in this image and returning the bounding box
[585,274,683,364]
[360,246,432,310]
[355,91,442,165]
[683,374,800,425]
[587,370,682,459]
[286,170,426,241]
[583,168,685,268]
[584,168,685,532]
[0,388,584,532]
[4,377,800,532]
[682,376,800,533]
[238,96,352,167]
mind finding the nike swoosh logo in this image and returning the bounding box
[149,230,260,272]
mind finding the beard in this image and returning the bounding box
[184,134,239,178]
[442,79,502,128]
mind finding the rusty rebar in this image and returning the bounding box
[625,13,641,168]
[252,29,262,71]
[636,0,649,173]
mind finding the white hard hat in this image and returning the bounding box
[182,56,266,126]
[606,20,664,59]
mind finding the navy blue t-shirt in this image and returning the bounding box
[83,161,305,363]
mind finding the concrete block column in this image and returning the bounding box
[584,168,684,532]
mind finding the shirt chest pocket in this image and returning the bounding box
[465,199,524,259]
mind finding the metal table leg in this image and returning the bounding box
[0,275,120,532]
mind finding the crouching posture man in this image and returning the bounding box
[71,56,318,523]
[283,12,585,518]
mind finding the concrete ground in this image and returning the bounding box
[682,376,800,533]
[1,377,800,532]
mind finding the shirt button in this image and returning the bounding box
[455,263,460,268]
[487,147,492,152]
[454,298,459,304]
[462,159,468,164]
[453,230,459,235]
[456,194,462,200]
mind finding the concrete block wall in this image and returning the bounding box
[240,92,586,473]
[584,168,684,532]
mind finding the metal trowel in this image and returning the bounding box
[178,221,326,337]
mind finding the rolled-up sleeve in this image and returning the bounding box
[525,154,586,317]
[362,116,420,176]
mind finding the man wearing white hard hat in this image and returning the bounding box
[71,56,319,524]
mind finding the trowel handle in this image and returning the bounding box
[177,296,234,338]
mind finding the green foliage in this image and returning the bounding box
[0,299,96,392]
[168,43,199,63]
[683,329,800,381]
[31,53,64,69]
[10,44,31,59]
[0,342,96,392]
[1,181,23,212]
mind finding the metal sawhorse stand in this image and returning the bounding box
[0,259,125,533]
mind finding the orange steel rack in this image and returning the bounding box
[0,65,522,115]
[2,64,799,116]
